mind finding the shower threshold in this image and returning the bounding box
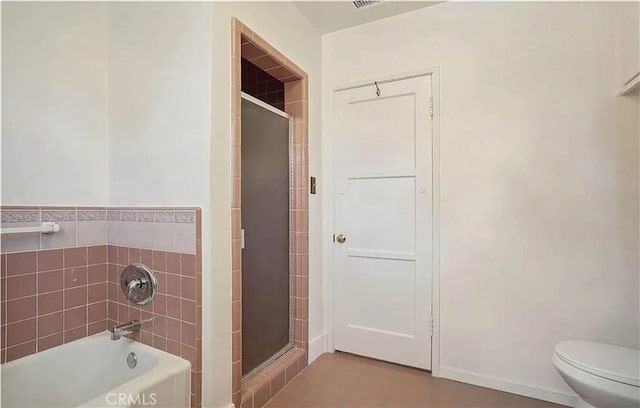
[242,341,294,381]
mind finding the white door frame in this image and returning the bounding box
[322,67,441,376]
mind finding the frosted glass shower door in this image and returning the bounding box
[241,95,292,376]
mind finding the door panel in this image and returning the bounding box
[337,94,417,173]
[241,97,291,375]
[347,176,416,254]
[333,76,432,370]
[345,256,417,336]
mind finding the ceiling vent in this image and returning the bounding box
[353,0,383,10]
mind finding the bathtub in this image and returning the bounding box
[1,332,191,408]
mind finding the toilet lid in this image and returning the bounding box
[555,341,639,387]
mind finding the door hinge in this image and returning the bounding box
[429,97,434,118]
[429,317,434,336]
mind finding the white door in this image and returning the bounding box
[333,75,432,369]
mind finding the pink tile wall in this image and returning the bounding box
[0,246,108,362]
[1,206,202,407]
[106,244,202,408]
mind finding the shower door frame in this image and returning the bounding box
[230,18,310,408]
[240,91,295,379]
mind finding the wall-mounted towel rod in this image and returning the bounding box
[0,222,60,235]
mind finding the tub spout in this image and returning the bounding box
[110,320,141,340]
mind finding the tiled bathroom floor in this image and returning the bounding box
[265,352,564,408]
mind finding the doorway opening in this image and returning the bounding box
[231,18,310,408]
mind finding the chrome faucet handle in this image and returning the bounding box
[120,264,157,305]
[127,278,146,298]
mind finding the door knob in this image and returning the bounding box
[336,234,347,244]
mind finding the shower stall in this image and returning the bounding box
[241,94,293,377]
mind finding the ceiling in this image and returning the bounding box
[293,1,443,34]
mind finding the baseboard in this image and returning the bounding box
[308,333,327,364]
[439,367,578,407]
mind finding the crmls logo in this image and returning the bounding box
[106,393,157,406]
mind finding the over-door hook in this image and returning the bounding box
[375,81,381,97]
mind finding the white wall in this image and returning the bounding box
[210,3,323,406]
[107,2,212,207]
[1,2,109,205]
[1,1,213,208]
[323,2,639,405]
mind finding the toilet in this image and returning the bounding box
[552,341,640,408]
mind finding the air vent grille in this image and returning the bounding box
[353,0,383,10]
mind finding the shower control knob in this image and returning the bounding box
[127,278,147,297]
[121,263,158,305]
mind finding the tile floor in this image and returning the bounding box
[265,352,564,408]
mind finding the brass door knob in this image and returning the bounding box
[336,234,347,244]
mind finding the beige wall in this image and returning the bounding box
[323,2,639,405]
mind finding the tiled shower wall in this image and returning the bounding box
[241,57,285,111]
[234,19,310,408]
[0,206,202,407]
